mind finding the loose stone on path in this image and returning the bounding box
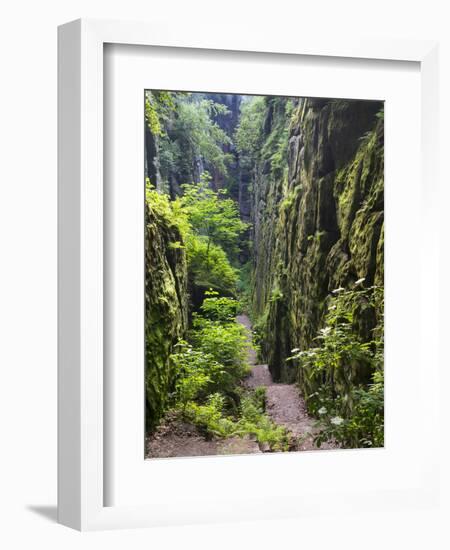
[237,314,336,452]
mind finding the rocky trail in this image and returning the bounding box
[146,314,333,459]
[237,314,333,452]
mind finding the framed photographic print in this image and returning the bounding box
[58,18,440,530]
[142,89,384,460]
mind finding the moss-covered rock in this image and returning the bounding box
[250,98,384,388]
[145,202,188,431]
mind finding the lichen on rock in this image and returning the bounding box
[250,98,384,389]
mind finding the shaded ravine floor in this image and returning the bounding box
[146,413,261,458]
[237,314,335,452]
[146,314,333,458]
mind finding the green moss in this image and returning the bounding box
[250,99,384,388]
[145,201,188,431]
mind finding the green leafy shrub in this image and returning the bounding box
[314,370,384,448]
[235,392,290,451]
[145,179,189,236]
[170,341,225,410]
[170,290,248,410]
[199,290,240,322]
[179,173,249,261]
[145,179,241,297]
[249,416,290,452]
[289,283,384,448]
[185,233,238,294]
[190,317,249,388]
[170,291,289,452]
[183,393,236,438]
[183,388,290,451]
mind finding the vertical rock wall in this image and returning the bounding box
[251,98,384,383]
[145,203,188,430]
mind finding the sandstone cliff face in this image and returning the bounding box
[145,203,188,430]
[250,98,384,383]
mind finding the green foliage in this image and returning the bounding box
[156,95,233,184]
[145,91,175,136]
[199,290,240,322]
[145,179,189,236]
[144,178,242,427]
[288,283,384,448]
[182,386,289,451]
[260,98,294,177]
[170,294,248,405]
[146,95,249,298]
[235,96,294,177]
[184,233,238,294]
[190,317,249,387]
[234,392,290,451]
[175,97,232,175]
[169,290,289,451]
[146,91,385,456]
[291,311,372,386]
[234,96,265,166]
[183,394,236,438]
[146,176,241,296]
[179,172,249,261]
[314,370,384,448]
[170,341,225,409]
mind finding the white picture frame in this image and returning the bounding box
[58,18,440,531]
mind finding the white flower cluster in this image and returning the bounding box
[332,287,345,294]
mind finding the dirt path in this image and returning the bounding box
[147,316,264,458]
[147,314,333,459]
[238,314,334,451]
[146,413,261,458]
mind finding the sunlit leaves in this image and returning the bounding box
[179,172,249,259]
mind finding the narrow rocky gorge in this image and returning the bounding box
[250,98,383,379]
[147,314,330,457]
[240,315,335,452]
[144,92,384,456]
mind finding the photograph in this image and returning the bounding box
[144,91,384,458]
[0,0,443,541]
